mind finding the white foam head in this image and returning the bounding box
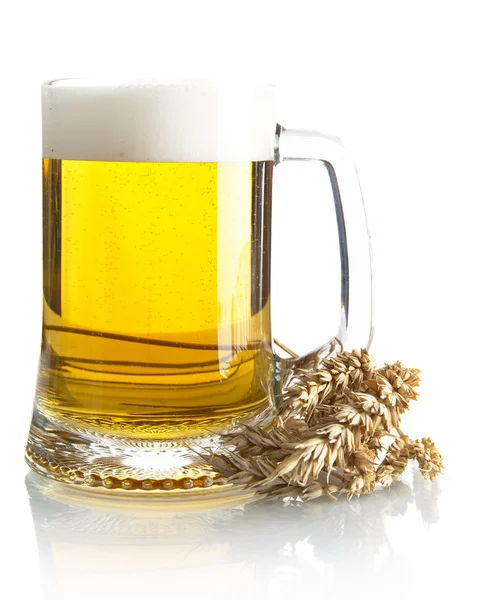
[42,79,276,162]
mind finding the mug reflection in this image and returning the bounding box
[27,469,440,600]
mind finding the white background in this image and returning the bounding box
[1,1,499,598]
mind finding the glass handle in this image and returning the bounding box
[274,125,374,364]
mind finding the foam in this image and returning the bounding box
[42,79,276,162]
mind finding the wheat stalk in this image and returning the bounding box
[204,342,443,501]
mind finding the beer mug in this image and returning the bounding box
[26,79,372,494]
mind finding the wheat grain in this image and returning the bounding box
[203,343,443,501]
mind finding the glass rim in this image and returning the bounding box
[43,77,276,91]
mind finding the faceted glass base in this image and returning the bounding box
[26,403,274,494]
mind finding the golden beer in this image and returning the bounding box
[40,158,273,438]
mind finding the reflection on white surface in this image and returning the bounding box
[27,470,441,600]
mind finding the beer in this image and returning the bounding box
[39,158,273,438]
[28,80,281,488]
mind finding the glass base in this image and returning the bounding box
[26,403,274,494]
